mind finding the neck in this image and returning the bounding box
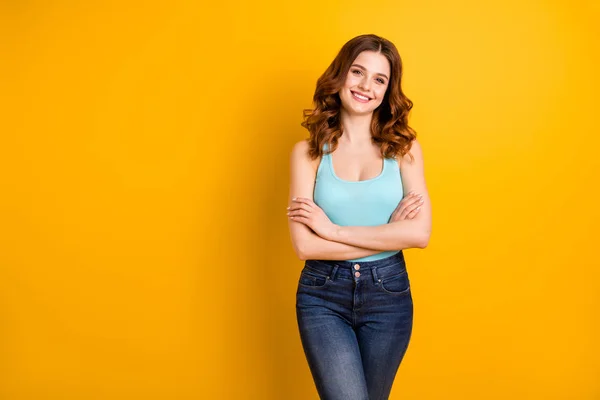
[339,108,374,147]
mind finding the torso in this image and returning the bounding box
[312,142,403,262]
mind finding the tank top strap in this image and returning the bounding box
[316,142,330,178]
[384,155,400,172]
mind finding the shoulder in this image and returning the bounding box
[290,140,310,165]
[289,140,320,199]
[396,138,424,167]
[290,140,319,171]
[291,139,310,157]
[395,139,428,194]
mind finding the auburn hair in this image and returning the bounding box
[301,34,417,161]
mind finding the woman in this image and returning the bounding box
[287,34,432,400]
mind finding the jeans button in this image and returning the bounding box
[354,264,360,270]
[354,271,361,278]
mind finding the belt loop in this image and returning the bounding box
[371,266,380,284]
[330,265,339,281]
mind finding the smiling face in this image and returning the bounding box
[339,50,391,116]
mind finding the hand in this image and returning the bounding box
[390,191,423,222]
[287,197,338,240]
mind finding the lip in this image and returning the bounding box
[350,90,371,103]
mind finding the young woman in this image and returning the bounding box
[287,34,432,399]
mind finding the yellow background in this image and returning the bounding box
[1,1,598,399]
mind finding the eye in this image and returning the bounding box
[376,78,386,84]
[351,69,362,75]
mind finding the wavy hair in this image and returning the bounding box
[301,34,417,161]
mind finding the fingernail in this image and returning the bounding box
[286,206,290,210]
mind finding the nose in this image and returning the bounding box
[358,76,371,91]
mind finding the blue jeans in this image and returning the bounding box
[295,251,413,400]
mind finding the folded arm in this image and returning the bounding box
[287,140,382,260]
[293,230,384,261]
[329,139,432,251]
[288,139,432,260]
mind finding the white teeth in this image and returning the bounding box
[352,91,369,101]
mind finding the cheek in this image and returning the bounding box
[344,74,360,87]
[374,87,388,101]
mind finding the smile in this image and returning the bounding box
[351,91,371,103]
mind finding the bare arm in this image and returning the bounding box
[287,140,383,260]
[329,139,432,250]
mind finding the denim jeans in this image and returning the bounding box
[295,251,413,400]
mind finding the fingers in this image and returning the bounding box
[288,198,314,220]
[392,192,424,221]
[289,195,423,224]
[288,203,312,213]
[289,212,310,220]
[406,206,421,219]
[402,200,423,219]
[399,195,423,219]
[287,197,314,211]
[290,197,315,208]
[287,197,318,219]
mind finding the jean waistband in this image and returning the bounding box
[305,251,405,270]
[303,251,406,282]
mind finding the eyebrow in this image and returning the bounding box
[351,64,389,80]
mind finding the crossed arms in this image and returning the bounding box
[287,139,432,261]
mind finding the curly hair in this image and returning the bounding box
[301,34,417,161]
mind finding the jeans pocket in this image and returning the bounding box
[298,266,330,289]
[379,270,410,295]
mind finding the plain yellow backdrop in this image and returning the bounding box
[1,1,598,399]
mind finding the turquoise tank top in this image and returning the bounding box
[313,142,404,262]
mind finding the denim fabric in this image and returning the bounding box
[295,251,413,400]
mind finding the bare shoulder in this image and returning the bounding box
[398,138,424,167]
[290,139,319,171]
[291,139,310,158]
[289,139,319,200]
[395,138,428,194]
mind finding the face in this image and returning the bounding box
[339,50,391,116]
